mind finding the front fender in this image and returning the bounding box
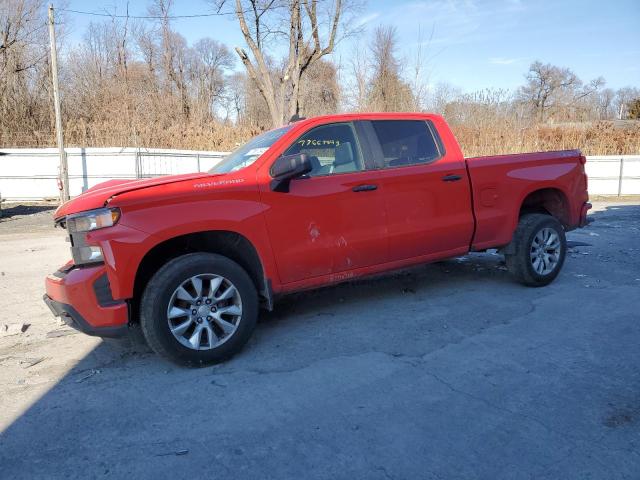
[90,192,277,300]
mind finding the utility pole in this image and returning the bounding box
[48,4,69,202]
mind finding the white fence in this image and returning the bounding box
[584,156,640,196]
[0,148,638,201]
[0,147,227,201]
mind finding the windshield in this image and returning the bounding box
[209,126,291,174]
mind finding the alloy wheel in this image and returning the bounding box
[529,227,562,275]
[166,274,242,350]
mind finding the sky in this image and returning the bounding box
[60,0,640,93]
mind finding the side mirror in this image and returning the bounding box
[270,153,312,192]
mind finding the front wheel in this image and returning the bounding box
[140,253,258,366]
[505,213,567,287]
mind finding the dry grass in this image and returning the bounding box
[451,121,640,157]
[2,120,639,157]
[0,122,258,151]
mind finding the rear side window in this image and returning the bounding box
[284,122,364,176]
[371,120,443,168]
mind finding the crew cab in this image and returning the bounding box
[44,113,591,365]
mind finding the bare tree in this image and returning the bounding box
[425,82,461,115]
[340,37,369,112]
[223,71,247,122]
[135,22,159,81]
[148,0,192,117]
[519,61,604,122]
[614,86,640,119]
[298,56,339,116]
[366,25,414,112]
[349,43,369,111]
[190,38,235,119]
[519,61,579,121]
[0,0,51,142]
[596,88,615,120]
[214,0,347,127]
[409,25,436,112]
[2,0,638,157]
[231,54,339,129]
[0,0,47,76]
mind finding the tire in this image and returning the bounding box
[140,253,258,366]
[505,213,567,287]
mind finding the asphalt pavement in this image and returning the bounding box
[0,200,639,479]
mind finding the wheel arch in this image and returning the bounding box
[518,187,570,228]
[501,187,570,255]
[132,230,273,322]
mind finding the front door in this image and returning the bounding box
[259,122,388,285]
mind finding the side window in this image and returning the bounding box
[284,123,363,176]
[371,120,443,168]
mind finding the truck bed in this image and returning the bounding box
[465,150,589,250]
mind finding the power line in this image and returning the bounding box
[59,8,240,19]
[60,8,232,19]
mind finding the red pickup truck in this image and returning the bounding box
[44,113,591,365]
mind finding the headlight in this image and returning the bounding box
[67,208,120,233]
[73,245,104,265]
[66,208,120,266]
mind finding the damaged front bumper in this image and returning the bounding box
[43,262,129,338]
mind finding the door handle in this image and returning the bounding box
[352,184,378,192]
[442,174,462,182]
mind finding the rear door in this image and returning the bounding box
[363,119,474,261]
[259,122,389,285]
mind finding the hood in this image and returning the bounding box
[54,172,214,219]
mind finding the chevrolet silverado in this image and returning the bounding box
[44,113,591,365]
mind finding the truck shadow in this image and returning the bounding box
[1,202,638,477]
[259,251,511,324]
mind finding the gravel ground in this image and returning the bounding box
[0,199,639,479]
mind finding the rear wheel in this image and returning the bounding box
[505,213,566,287]
[140,253,258,366]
